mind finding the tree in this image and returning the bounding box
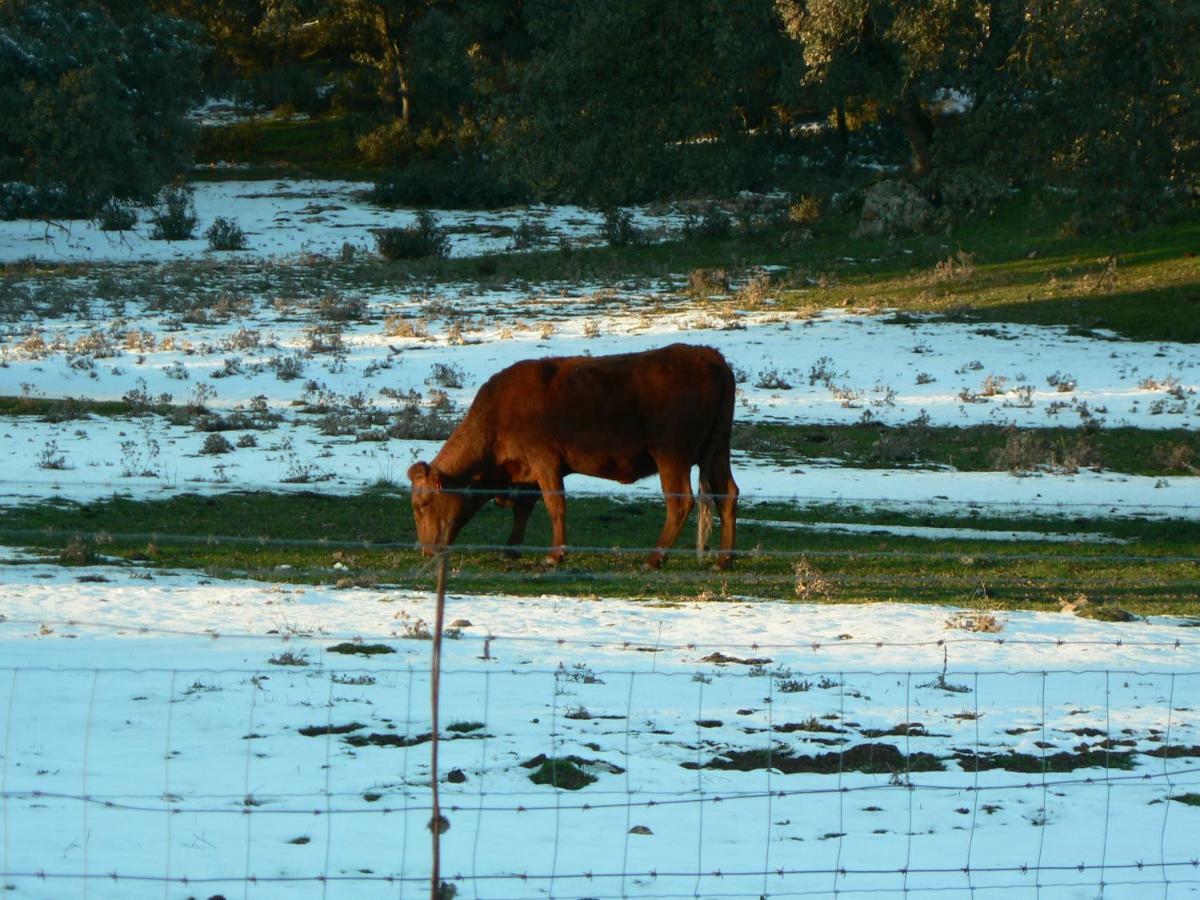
[494,0,792,204]
[0,0,203,218]
[974,0,1200,227]
[777,0,986,178]
[258,0,446,130]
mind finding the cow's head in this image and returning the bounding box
[407,461,470,555]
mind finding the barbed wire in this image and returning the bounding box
[2,858,1198,887]
[4,762,1200,817]
[2,618,1198,650]
[1,477,1198,512]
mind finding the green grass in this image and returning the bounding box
[733,422,1200,477]
[2,491,1197,614]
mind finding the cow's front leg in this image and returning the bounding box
[534,470,568,565]
[503,494,537,559]
[647,464,694,569]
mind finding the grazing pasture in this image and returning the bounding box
[1,182,1198,897]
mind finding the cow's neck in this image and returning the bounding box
[431,421,492,484]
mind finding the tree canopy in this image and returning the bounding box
[1,0,1196,225]
[0,0,202,218]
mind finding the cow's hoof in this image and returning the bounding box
[643,555,665,570]
[503,547,522,560]
[543,554,564,567]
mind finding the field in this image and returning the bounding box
[1,180,1199,898]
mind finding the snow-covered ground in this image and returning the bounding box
[0,179,687,263]
[1,564,1198,899]
[3,292,1197,514]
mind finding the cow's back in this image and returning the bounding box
[482,344,732,481]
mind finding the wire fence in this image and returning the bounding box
[2,484,1200,897]
[1,636,1199,897]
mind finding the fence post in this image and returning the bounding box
[430,551,449,900]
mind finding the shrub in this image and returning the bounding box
[270,353,306,381]
[205,217,247,251]
[600,208,644,247]
[374,210,450,260]
[754,368,792,390]
[788,196,823,225]
[97,199,138,232]
[370,156,528,209]
[508,218,551,250]
[427,362,465,389]
[200,433,234,455]
[316,293,367,322]
[687,268,730,297]
[682,203,732,239]
[149,185,198,240]
[991,430,1047,474]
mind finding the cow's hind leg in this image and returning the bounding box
[503,494,537,559]
[703,456,739,570]
[647,463,694,569]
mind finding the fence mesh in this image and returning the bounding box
[2,484,1199,897]
[1,651,1198,898]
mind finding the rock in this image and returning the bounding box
[853,180,936,239]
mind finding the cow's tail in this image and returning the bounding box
[696,476,714,560]
[696,351,734,561]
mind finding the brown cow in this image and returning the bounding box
[407,343,738,568]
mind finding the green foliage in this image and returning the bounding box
[205,217,248,251]
[97,200,138,232]
[0,0,202,218]
[599,208,645,247]
[149,185,198,241]
[24,0,1192,232]
[682,204,734,239]
[371,156,527,208]
[494,0,791,203]
[374,210,450,259]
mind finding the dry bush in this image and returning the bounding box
[1152,441,1199,473]
[1051,435,1099,474]
[316,293,367,322]
[945,610,1003,633]
[383,315,429,338]
[735,272,772,308]
[124,329,156,352]
[930,250,976,283]
[1046,371,1077,392]
[793,556,836,600]
[788,195,822,225]
[1081,256,1119,293]
[687,268,730,297]
[979,374,1008,397]
[990,430,1048,474]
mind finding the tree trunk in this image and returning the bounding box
[831,99,848,175]
[398,64,411,128]
[897,86,933,178]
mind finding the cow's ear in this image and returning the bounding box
[407,461,431,485]
[428,466,443,490]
